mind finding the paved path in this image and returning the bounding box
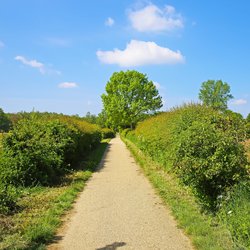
[48,137,193,250]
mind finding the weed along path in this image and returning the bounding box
[48,137,193,250]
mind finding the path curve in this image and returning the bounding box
[48,137,193,250]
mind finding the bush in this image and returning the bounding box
[0,115,102,186]
[128,103,248,209]
[101,128,115,139]
[0,114,103,216]
[60,118,101,164]
[174,120,247,208]
[124,103,249,247]
[0,108,11,132]
[246,113,250,139]
[0,118,74,186]
[120,128,132,137]
[0,133,3,152]
[0,183,19,214]
[246,123,250,139]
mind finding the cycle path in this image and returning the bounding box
[48,137,193,250]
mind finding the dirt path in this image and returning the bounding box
[48,137,193,250]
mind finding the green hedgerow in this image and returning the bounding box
[129,103,248,210]
[0,117,73,186]
[174,120,248,209]
[101,128,115,139]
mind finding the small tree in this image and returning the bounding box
[199,80,233,111]
[102,70,162,130]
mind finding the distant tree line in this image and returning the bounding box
[1,75,250,137]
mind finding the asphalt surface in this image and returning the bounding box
[47,137,193,250]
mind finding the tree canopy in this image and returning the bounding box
[101,70,162,130]
[198,80,233,111]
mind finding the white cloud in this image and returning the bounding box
[15,55,45,74]
[15,55,61,75]
[58,82,78,88]
[96,40,184,67]
[105,17,115,27]
[0,41,4,48]
[128,4,183,32]
[231,99,247,105]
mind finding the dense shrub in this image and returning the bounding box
[223,110,248,142]
[0,116,102,186]
[58,118,101,164]
[246,113,250,139]
[0,183,19,214]
[120,128,130,138]
[0,118,74,186]
[247,122,250,139]
[174,120,247,208]
[0,133,3,152]
[243,139,250,162]
[124,103,249,247]
[126,103,249,209]
[101,128,115,139]
[0,108,11,132]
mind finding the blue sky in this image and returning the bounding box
[0,1,249,117]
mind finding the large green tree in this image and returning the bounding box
[102,70,162,130]
[199,80,233,111]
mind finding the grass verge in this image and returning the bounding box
[0,140,109,250]
[122,136,237,250]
